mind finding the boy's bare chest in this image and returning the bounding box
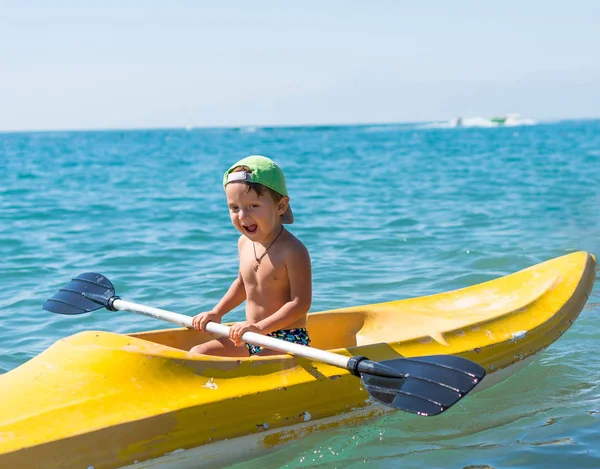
[239,245,287,289]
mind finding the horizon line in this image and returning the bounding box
[1,116,598,136]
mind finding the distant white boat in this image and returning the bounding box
[488,113,528,126]
[443,113,536,128]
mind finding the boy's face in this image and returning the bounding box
[225,183,289,241]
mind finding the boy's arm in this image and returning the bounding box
[192,236,247,332]
[255,244,312,333]
[192,273,245,331]
[212,273,246,317]
[212,235,248,317]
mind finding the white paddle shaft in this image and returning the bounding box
[113,299,351,369]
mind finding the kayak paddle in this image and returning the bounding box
[43,272,485,416]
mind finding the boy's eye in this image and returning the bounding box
[230,206,239,212]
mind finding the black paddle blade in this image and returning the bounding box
[43,273,115,315]
[359,354,485,416]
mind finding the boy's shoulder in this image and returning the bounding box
[283,229,305,247]
[281,230,310,261]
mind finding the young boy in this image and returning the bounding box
[190,155,312,357]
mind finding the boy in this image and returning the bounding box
[190,155,312,357]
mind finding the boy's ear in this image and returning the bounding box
[277,196,290,215]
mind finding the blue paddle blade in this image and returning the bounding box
[43,273,115,315]
[359,354,485,416]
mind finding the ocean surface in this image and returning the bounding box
[1,119,599,468]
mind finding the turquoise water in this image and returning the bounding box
[1,120,599,468]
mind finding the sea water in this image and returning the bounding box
[1,120,599,468]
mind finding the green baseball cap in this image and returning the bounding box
[223,155,294,224]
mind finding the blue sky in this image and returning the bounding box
[1,1,599,131]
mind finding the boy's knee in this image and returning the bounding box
[190,344,206,354]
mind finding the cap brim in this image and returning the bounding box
[282,206,294,224]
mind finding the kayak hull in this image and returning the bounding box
[0,251,595,469]
[122,353,539,469]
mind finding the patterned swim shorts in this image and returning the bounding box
[246,328,311,356]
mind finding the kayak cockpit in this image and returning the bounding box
[129,311,366,352]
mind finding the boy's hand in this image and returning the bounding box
[229,322,261,345]
[191,311,222,332]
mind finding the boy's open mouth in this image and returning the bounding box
[243,224,258,234]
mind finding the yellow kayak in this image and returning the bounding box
[0,251,595,469]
